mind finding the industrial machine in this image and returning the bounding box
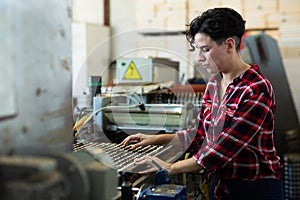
[92,95,195,143]
[72,81,205,144]
[71,78,207,199]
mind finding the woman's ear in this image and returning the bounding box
[225,37,236,52]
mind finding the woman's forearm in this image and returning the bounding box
[152,133,178,145]
[166,157,203,175]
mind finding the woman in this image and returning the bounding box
[121,7,283,200]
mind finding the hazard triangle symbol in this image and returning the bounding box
[122,61,142,80]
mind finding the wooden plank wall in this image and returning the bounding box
[134,0,300,121]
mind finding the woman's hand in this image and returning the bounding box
[120,133,155,149]
[133,155,171,174]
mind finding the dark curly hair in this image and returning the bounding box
[186,7,246,51]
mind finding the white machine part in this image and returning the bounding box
[93,95,195,136]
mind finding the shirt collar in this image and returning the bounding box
[211,64,260,84]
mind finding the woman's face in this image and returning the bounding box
[194,33,229,74]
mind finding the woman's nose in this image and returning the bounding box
[198,51,206,62]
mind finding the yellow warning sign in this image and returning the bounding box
[122,61,142,80]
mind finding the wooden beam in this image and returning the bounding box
[104,0,110,26]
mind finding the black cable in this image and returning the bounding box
[94,76,102,96]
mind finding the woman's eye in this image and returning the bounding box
[202,48,210,52]
[196,47,210,53]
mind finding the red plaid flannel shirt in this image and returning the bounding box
[178,64,282,199]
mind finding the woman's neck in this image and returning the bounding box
[221,57,250,84]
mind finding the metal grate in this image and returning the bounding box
[73,142,172,171]
[284,153,300,199]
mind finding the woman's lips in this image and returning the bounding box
[202,64,209,68]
